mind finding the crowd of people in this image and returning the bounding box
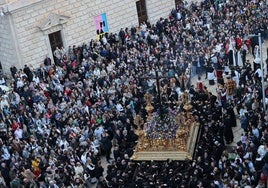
[0,0,267,187]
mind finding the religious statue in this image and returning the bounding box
[132,89,200,160]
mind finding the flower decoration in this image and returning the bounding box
[144,107,180,140]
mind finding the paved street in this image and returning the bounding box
[191,40,268,147]
[92,40,268,187]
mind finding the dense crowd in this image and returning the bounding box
[0,0,267,187]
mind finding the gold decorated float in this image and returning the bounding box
[131,92,200,161]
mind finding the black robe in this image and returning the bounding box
[223,115,234,143]
[225,104,237,127]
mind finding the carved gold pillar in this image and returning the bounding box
[144,93,154,121]
[134,115,144,152]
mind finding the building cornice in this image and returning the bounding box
[37,12,70,31]
[1,0,43,14]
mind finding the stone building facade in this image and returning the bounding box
[0,0,188,74]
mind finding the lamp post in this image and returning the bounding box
[258,33,266,114]
[249,33,266,113]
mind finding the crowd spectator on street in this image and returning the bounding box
[0,0,267,187]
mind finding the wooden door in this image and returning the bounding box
[175,0,183,7]
[136,0,148,25]
[49,31,63,62]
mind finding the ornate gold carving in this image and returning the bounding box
[144,93,154,121]
[132,91,199,161]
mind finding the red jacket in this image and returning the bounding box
[12,122,22,131]
[235,37,243,50]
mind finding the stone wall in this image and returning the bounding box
[0,15,20,73]
[1,0,139,72]
[0,17,7,66]
[0,0,181,73]
[146,0,175,24]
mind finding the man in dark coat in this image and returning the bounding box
[119,28,126,44]
[225,100,237,127]
[23,65,33,82]
[0,162,10,187]
[100,131,112,163]
[223,114,234,144]
[10,65,17,79]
